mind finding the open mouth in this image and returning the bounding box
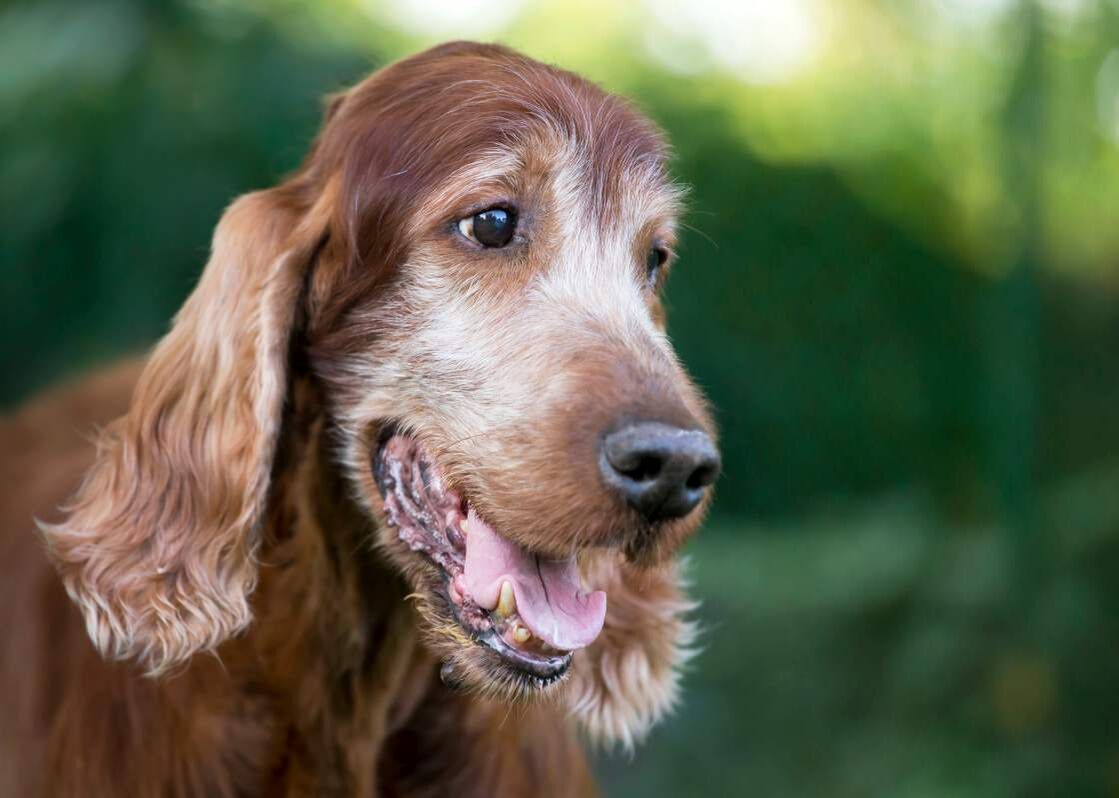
[372,429,607,688]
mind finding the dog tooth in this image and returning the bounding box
[496,580,516,618]
[512,626,531,645]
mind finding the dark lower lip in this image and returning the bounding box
[478,629,572,681]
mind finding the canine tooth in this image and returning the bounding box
[512,626,531,645]
[496,580,516,618]
[459,517,469,534]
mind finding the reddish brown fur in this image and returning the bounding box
[0,42,714,795]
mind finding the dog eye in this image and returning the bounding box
[646,247,668,285]
[458,207,517,248]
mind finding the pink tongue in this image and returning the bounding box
[462,508,606,651]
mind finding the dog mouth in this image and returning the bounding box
[372,429,607,688]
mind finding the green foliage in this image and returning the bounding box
[1,1,373,400]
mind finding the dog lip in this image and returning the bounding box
[477,630,572,680]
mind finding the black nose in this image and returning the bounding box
[600,422,720,522]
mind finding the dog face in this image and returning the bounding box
[44,42,718,746]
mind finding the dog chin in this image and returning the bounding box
[370,425,609,697]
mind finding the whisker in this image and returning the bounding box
[680,221,718,250]
[442,430,495,452]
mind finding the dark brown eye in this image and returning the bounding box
[646,247,668,285]
[458,207,517,248]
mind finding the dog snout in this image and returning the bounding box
[599,421,720,522]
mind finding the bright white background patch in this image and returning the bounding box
[643,0,822,85]
[363,0,526,38]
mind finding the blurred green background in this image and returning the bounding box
[3,0,1119,795]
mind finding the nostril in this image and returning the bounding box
[686,463,717,490]
[621,455,663,483]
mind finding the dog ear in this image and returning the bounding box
[40,185,331,675]
[567,555,699,751]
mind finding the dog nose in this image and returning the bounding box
[600,422,720,522]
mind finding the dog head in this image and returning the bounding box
[43,42,719,747]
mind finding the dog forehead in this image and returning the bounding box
[542,136,682,240]
[415,131,681,243]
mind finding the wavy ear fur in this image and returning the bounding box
[41,186,327,675]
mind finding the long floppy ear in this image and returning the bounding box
[41,186,328,675]
[567,555,699,751]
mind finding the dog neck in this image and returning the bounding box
[247,372,437,792]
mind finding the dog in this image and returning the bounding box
[0,41,719,796]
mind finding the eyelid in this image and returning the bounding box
[451,203,517,237]
[452,199,517,223]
